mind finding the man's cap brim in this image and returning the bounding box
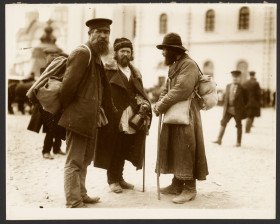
[156,44,186,51]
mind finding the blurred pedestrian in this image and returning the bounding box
[242,71,261,133]
[95,37,152,193]
[153,33,209,204]
[27,47,66,160]
[213,70,248,147]
[58,18,115,208]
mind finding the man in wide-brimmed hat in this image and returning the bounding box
[154,33,209,204]
[213,70,248,147]
[58,18,115,208]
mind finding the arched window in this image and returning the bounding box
[159,13,167,34]
[205,10,215,32]
[203,60,214,76]
[238,7,250,30]
[236,60,249,83]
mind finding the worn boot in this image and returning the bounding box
[235,127,242,147]
[160,177,183,195]
[119,180,134,190]
[213,126,226,145]
[172,180,197,204]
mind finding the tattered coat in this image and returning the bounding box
[156,54,209,180]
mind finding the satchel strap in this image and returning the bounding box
[81,44,92,66]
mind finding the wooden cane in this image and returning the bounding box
[156,114,162,200]
[142,146,145,192]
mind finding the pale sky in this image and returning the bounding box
[6,4,62,73]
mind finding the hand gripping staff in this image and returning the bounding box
[156,114,162,200]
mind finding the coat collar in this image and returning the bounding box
[108,62,148,100]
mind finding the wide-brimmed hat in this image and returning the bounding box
[156,33,186,52]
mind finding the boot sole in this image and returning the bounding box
[172,195,196,204]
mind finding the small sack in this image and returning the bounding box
[163,99,191,125]
[36,78,62,114]
[193,61,218,110]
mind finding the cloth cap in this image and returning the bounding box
[156,32,186,52]
[113,37,133,51]
[231,70,242,77]
[85,18,112,32]
[249,71,256,76]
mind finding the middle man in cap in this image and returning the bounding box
[95,37,152,193]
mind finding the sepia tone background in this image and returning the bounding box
[5,3,277,220]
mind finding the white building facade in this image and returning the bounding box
[10,3,276,91]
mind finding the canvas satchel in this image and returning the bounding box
[36,44,92,114]
[162,78,192,125]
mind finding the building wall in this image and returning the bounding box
[10,3,276,92]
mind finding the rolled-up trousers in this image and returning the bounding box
[64,130,96,208]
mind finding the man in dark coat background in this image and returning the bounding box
[58,18,115,208]
[242,71,261,133]
[27,47,66,160]
[95,38,152,193]
[213,70,248,147]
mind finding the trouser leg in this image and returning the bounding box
[245,117,253,133]
[64,130,95,208]
[234,117,242,145]
[17,100,25,114]
[42,132,53,154]
[214,113,232,144]
[107,133,126,185]
[53,137,62,153]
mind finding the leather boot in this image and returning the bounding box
[160,176,183,195]
[235,127,242,147]
[172,180,197,204]
[213,126,226,145]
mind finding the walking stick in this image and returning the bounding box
[156,114,162,200]
[142,146,145,192]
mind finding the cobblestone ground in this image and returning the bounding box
[6,106,276,219]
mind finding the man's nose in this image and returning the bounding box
[100,32,106,38]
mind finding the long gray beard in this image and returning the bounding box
[92,41,109,56]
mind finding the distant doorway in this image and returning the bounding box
[236,60,248,83]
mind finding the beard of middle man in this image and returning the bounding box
[115,54,131,67]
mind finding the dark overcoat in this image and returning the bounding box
[94,63,152,170]
[156,54,209,180]
[223,83,248,120]
[242,78,261,117]
[58,42,114,139]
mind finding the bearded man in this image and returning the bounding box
[153,33,208,204]
[95,38,152,193]
[58,18,115,208]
